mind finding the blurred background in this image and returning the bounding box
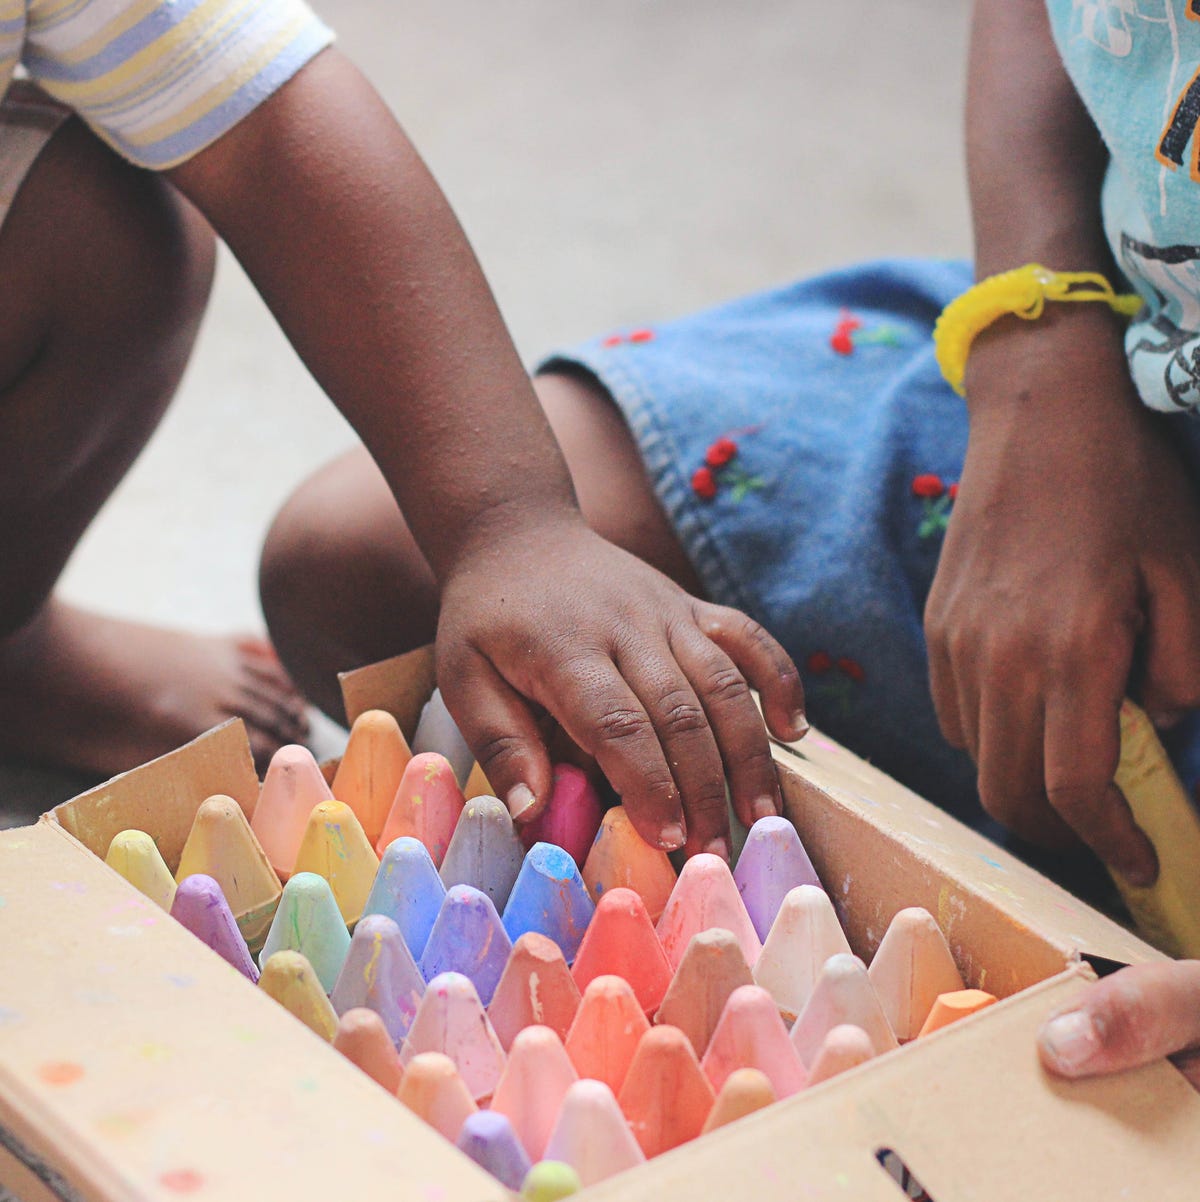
[2,0,973,819]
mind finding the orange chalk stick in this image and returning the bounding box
[331,709,412,846]
[617,1025,716,1158]
[570,887,672,1016]
[563,975,650,1096]
[376,752,466,865]
[334,1008,403,1094]
[868,907,965,1041]
[700,984,806,1098]
[258,950,338,1041]
[491,1026,579,1163]
[252,744,332,880]
[656,853,761,971]
[582,805,677,923]
[806,1023,876,1085]
[291,800,381,927]
[488,932,582,1052]
[916,988,997,1038]
[700,1067,777,1135]
[176,794,281,952]
[397,1051,478,1144]
[654,929,754,1056]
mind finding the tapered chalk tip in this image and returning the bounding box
[420,884,513,1004]
[258,950,338,1041]
[105,829,177,911]
[503,842,596,962]
[334,1008,403,1093]
[734,816,822,940]
[657,852,762,969]
[521,1161,582,1202]
[868,906,964,1040]
[440,794,525,909]
[917,989,997,1037]
[807,1023,876,1084]
[700,1067,777,1134]
[170,873,259,981]
[456,1110,533,1191]
[397,1051,478,1143]
[518,763,604,867]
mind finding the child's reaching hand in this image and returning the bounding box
[1039,962,1200,1091]
[436,519,806,859]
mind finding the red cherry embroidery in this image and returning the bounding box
[806,651,834,675]
[691,466,718,500]
[705,437,738,468]
[836,656,866,683]
[911,473,946,499]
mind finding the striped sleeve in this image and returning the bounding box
[22,0,335,168]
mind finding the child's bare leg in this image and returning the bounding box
[261,370,703,720]
[0,116,308,775]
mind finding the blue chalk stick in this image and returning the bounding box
[501,842,595,964]
[361,836,447,959]
[457,1111,533,1190]
[331,914,426,1046]
[733,816,823,941]
[419,884,513,1005]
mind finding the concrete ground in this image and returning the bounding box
[0,0,972,824]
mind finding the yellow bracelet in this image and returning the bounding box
[932,263,1142,396]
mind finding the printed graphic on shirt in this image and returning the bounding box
[1076,0,1136,55]
[1120,233,1200,408]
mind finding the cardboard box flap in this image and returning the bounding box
[581,966,1200,1202]
[48,720,260,873]
[339,646,437,738]
[0,823,506,1202]
[772,733,1164,981]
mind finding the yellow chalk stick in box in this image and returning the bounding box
[1112,699,1200,958]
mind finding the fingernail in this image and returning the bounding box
[1039,1011,1099,1073]
[791,711,809,738]
[703,836,730,862]
[751,796,778,822]
[506,783,535,821]
[658,822,686,851]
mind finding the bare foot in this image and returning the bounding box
[0,600,310,777]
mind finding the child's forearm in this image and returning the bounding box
[169,47,579,581]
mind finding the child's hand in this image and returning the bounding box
[924,309,1200,885]
[1038,962,1200,1090]
[434,517,806,858]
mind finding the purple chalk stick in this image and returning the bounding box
[171,874,259,982]
[733,816,823,941]
[420,885,513,1005]
[331,914,426,1046]
[456,1110,532,1190]
[517,764,604,868]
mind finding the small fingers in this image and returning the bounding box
[696,602,806,742]
[1038,962,1200,1088]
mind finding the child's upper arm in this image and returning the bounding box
[21,0,334,169]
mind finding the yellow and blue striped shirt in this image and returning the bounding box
[0,0,333,168]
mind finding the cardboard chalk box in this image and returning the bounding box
[3,645,1200,1202]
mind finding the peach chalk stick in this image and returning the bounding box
[700,1068,777,1135]
[518,763,604,868]
[806,1023,876,1085]
[361,836,445,959]
[521,1161,582,1202]
[582,805,676,922]
[330,914,425,1046]
[170,874,259,982]
[105,829,176,911]
[456,1111,532,1191]
[376,751,466,865]
[331,709,412,846]
[397,1051,478,1144]
[544,1079,646,1186]
[488,932,581,1052]
[654,928,754,1056]
[258,950,338,1041]
[656,853,762,971]
[563,975,650,1096]
[292,800,380,927]
[400,971,507,1103]
[617,1025,716,1158]
[753,884,852,1023]
[570,887,672,1016]
[868,906,965,1041]
[175,794,280,952]
[701,984,807,1097]
[259,871,350,993]
[440,794,525,911]
[491,1025,579,1163]
[917,988,997,1038]
[334,1007,403,1093]
[733,816,823,941]
[252,744,332,880]
[790,953,899,1068]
